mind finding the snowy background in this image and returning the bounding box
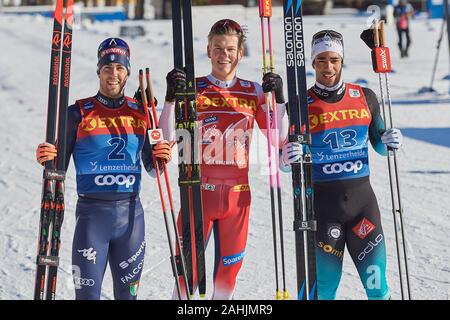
[0,5,449,300]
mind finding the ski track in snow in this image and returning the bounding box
[0,8,449,300]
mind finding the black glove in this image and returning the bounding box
[134,87,158,107]
[262,72,285,104]
[165,68,186,102]
[360,28,377,50]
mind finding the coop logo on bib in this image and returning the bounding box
[94,174,136,188]
[323,160,364,175]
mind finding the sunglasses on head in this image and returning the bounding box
[312,30,343,46]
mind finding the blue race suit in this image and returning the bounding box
[65,92,154,300]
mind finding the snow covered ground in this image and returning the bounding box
[0,5,449,300]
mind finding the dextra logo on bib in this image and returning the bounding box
[197,95,257,111]
[309,108,370,131]
[80,116,146,132]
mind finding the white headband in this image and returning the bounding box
[311,38,344,62]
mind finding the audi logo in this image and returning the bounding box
[94,174,136,188]
[73,277,95,287]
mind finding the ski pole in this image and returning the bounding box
[372,20,412,300]
[266,0,289,300]
[429,18,446,91]
[138,69,189,300]
[259,0,286,299]
[145,68,191,300]
[379,21,412,300]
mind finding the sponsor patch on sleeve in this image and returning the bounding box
[349,88,361,98]
[83,101,95,110]
[127,100,138,110]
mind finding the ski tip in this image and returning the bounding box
[199,294,206,298]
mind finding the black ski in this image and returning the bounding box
[45,0,74,300]
[172,0,206,297]
[34,0,73,300]
[282,0,317,300]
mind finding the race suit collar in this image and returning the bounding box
[207,74,237,88]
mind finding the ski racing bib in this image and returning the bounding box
[73,97,146,194]
[307,84,372,182]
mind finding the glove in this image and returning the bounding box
[381,128,403,149]
[360,28,377,50]
[165,68,186,102]
[262,72,285,104]
[153,140,172,163]
[282,141,303,165]
[133,87,158,107]
[36,142,57,165]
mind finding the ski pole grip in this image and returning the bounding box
[371,47,392,73]
[380,20,386,47]
[373,19,380,47]
[139,69,152,129]
[371,20,391,73]
[259,0,272,17]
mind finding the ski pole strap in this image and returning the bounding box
[43,169,65,180]
[293,219,317,232]
[37,255,60,267]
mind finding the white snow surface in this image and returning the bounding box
[0,6,449,300]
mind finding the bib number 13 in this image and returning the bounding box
[323,130,357,150]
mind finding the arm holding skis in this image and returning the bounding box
[36,104,79,170]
